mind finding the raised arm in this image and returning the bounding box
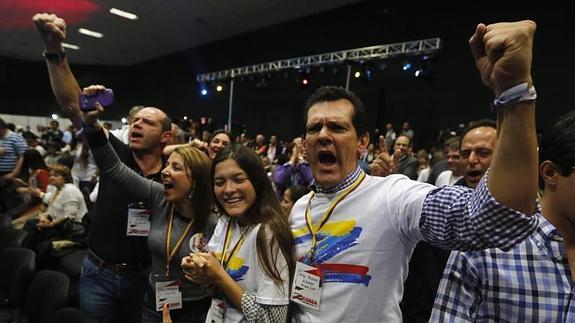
[33,13,83,129]
[470,21,538,214]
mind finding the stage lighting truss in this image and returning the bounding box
[196,38,440,83]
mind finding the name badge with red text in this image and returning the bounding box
[291,261,321,311]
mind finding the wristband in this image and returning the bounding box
[42,50,66,62]
[492,82,537,109]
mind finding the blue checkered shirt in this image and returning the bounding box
[430,215,574,322]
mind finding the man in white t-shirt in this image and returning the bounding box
[290,20,540,322]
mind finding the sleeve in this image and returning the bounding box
[403,158,419,180]
[297,162,314,186]
[272,163,291,186]
[59,189,82,220]
[419,170,539,251]
[14,136,28,156]
[86,129,162,205]
[255,225,290,305]
[429,251,481,322]
[241,291,288,323]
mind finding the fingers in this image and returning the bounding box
[468,23,487,62]
[378,135,386,152]
[392,149,401,170]
[82,85,107,96]
[162,304,172,323]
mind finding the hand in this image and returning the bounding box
[162,304,172,323]
[0,147,4,155]
[370,149,400,177]
[181,252,225,287]
[81,85,107,127]
[36,218,53,230]
[32,13,66,52]
[469,20,536,96]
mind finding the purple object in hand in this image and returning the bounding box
[79,88,114,111]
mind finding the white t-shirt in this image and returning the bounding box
[206,216,290,323]
[435,170,463,187]
[290,174,434,322]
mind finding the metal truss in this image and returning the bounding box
[196,37,440,82]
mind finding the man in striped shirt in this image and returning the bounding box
[0,118,28,179]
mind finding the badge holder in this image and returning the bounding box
[127,205,151,237]
[290,261,322,311]
[153,273,182,311]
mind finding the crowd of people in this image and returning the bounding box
[1,12,570,323]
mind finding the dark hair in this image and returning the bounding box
[286,185,310,204]
[304,86,368,137]
[20,149,48,181]
[0,118,6,129]
[209,129,235,145]
[173,146,212,234]
[538,110,575,189]
[49,164,73,183]
[459,119,497,148]
[212,144,295,289]
[23,149,47,171]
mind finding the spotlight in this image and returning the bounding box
[51,114,58,120]
[354,71,361,78]
[415,69,423,77]
[402,62,412,71]
[121,117,128,124]
[297,70,310,88]
[216,84,224,92]
[201,89,208,96]
[302,78,309,86]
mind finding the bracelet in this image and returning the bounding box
[492,82,537,109]
[42,50,66,62]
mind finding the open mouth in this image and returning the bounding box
[163,183,174,190]
[131,132,143,139]
[466,170,483,178]
[318,151,337,165]
[224,196,242,204]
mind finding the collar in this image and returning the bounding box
[533,215,567,263]
[311,166,363,194]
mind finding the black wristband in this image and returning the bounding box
[42,50,66,62]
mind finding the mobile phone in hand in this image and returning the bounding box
[79,88,114,111]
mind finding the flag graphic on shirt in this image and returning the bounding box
[293,220,372,286]
[214,252,249,282]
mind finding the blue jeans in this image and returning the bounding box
[79,255,148,323]
[142,283,209,323]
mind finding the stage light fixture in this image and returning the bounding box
[354,71,361,78]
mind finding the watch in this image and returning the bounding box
[42,50,66,62]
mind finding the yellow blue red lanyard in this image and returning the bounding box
[304,171,366,261]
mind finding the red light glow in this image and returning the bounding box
[0,0,99,31]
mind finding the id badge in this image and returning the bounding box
[127,208,151,236]
[290,261,321,311]
[154,274,182,311]
[208,298,226,323]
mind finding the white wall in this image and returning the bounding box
[0,113,123,132]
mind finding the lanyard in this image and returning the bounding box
[304,171,366,261]
[220,218,250,270]
[165,204,195,275]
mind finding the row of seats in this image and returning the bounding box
[0,214,94,322]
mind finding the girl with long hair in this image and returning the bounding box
[181,143,295,322]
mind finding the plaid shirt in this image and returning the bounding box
[430,216,574,322]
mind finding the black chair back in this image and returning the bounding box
[0,247,35,307]
[24,270,70,323]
